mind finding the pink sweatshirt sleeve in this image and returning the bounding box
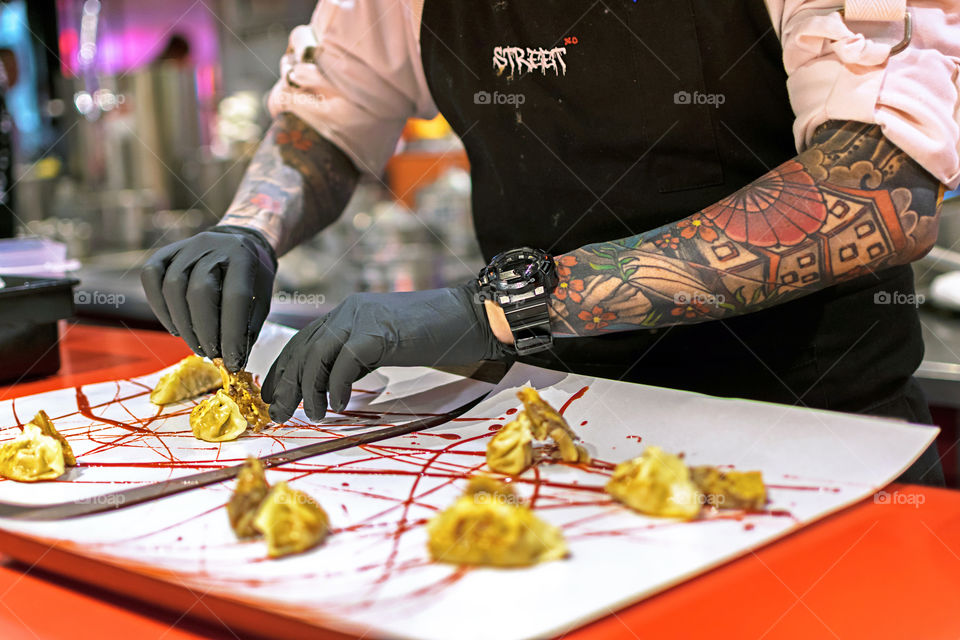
[772,0,960,189]
[267,0,437,175]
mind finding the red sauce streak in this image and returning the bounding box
[75,386,151,434]
[558,385,589,416]
[12,374,816,611]
[505,407,518,415]
[529,466,542,508]
[767,508,798,521]
[10,398,23,430]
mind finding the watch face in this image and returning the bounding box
[486,248,555,290]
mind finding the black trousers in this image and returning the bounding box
[859,378,945,487]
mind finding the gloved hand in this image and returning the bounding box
[261,282,508,423]
[140,225,277,372]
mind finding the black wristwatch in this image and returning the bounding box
[477,247,559,355]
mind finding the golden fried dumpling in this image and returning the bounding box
[28,410,75,467]
[252,481,330,558]
[190,389,247,442]
[462,474,517,501]
[214,358,271,431]
[690,466,767,511]
[486,413,534,475]
[228,457,270,538]
[150,355,221,405]
[427,477,567,567]
[517,387,567,440]
[548,427,590,465]
[0,423,67,482]
[606,446,701,520]
[494,388,590,466]
[517,388,589,464]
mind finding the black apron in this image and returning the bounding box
[420,0,941,484]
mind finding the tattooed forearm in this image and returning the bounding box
[219,112,359,256]
[550,121,944,336]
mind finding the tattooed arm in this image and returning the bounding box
[219,112,360,256]
[546,120,945,337]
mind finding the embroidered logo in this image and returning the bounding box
[492,46,568,76]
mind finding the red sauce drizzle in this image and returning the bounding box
[558,385,589,416]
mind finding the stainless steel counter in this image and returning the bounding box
[917,310,960,407]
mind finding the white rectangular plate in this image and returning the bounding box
[0,324,937,640]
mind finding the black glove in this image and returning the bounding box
[140,225,277,372]
[261,282,508,423]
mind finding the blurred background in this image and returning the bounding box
[0,0,483,328]
[0,0,956,483]
[3,1,960,465]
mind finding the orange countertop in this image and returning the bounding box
[1,323,959,640]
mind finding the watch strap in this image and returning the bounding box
[501,295,553,355]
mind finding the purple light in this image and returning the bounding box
[58,0,219,76]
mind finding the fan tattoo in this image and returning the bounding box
[548,120,944,335]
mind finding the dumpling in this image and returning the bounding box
[548,427,590,465]
[486,413,534,475]
[190,389,247,442]
[252,481,330,558]
[427,476,568,567]
[605,446,701,520]
[0,411,75,482]
[517,387,589,463]
[150,355,221,405]
[214,359,271,431]
[0,423,66,482]
[485,387,588,474]
[227,457,270,538]
[690,466,767,511]
[517,387,566,440]
[29,410,75,467]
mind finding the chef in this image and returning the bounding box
[141,0,959,486]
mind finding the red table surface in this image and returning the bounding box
[1,323,959,640]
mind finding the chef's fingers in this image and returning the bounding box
[161,249,205,354]
[327,335,381,414]
[262,322,316,422]
[299,336,331,422]
[301,321,348,422]
[186,254,226,361]
[260,334,291,404]
[244,262,275,369]
[219,248,259,372]
[302,322,348,421]
[262,351,301,424]
[140,246,180,336]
